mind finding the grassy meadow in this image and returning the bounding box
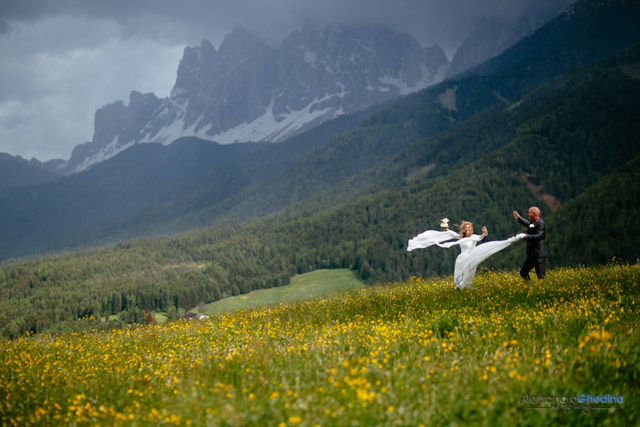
[200,269,364,315]
[1,263,639,426]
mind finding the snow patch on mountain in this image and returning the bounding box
[67,136,137,175]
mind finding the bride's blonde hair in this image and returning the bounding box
[459,220,473,237]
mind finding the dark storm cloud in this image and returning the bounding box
[1,0,572,48]
[0,0,574,160]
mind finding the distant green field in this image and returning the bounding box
[201,268,364,315]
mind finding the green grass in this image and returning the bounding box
[1,264,639,426]
[201,268,364,315]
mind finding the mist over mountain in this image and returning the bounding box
[445,14,547,79]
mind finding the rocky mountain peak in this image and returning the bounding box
[129,91,160,115]
[92,101,128,147]
[59,23,453,174]
[218,27,271,55]
[172,39,219,99]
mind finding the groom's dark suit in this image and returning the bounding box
[517,216,547,279]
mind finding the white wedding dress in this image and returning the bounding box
[408,229,526,289]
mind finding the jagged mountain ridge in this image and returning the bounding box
[60,23,449,174]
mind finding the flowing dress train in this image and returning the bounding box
[438,234,526,288]
[407,229,526,288]
[407,230,461,251]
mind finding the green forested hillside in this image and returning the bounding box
[1,45,639,339]
[58,76,500,249]
[0,138,268,260]
[50,105,393,251]
[0,155,61,192]
[463,0,640,97]
[53,0,640,252]
[268,49,640,278]
[548,154,640,265]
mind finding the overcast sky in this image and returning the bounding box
[0,0,572,161]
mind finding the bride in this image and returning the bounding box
[408,218,525,289]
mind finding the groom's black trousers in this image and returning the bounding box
[520,257,546,280]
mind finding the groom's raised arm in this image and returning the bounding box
[513,211,530,227]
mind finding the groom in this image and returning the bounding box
[513,207,547,280]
